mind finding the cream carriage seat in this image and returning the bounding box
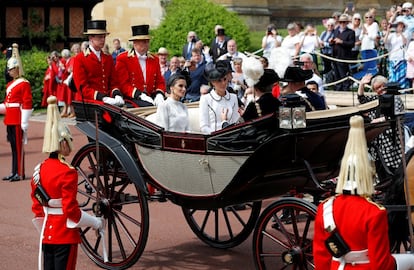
[306,100,379,119]
[145,107,201,133]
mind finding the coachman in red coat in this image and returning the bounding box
[72,20,124,106]
[115,24,165,107]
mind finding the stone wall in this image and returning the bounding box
[91,0,164,51]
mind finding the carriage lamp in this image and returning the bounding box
[279,94,307,129]
[379,82,404,118]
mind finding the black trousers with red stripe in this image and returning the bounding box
[43,244,78,270]
[6,125,24,176]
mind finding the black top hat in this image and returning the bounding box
[129,24,151,41]
[255,69,280,92]
[84,20,109,35]
[217,28,225,36]
[281,66,313,82]
[215,59,234,73]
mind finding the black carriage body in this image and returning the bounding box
[73,101,390,209]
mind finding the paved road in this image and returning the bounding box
[0,114,257,270]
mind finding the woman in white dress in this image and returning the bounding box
[156,72,190,132]
[199,67,239,134]
[261,24,282,59]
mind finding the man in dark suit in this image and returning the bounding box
[209,25,230,63]
[183,48,208,102]
[331,14,356,91]
[182,31,198,61]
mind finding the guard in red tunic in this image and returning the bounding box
[115,24,165,107]
[313,115,414,270]
[0,43,32,181]
[31,96,103,270]
[73,20,124,106]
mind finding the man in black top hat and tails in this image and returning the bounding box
[280,66,327,111]
[210,26,230,63]
[115,24,166,107]
[73,20,124,106]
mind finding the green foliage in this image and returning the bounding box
[150,0,250,57]
[0,49,49,109]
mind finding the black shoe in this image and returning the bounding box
[3,174,15,181]
[9,174,21,182]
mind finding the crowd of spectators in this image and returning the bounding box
[33,2,414,123]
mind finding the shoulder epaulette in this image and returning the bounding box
[58,155,75,169]
[127,49,135,57]
[83,47,91,57]
[147,52,155,59]
[365,197,386,210]
[321,194,339,204]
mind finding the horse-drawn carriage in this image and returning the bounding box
[71,95,405,269]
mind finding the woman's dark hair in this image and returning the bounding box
[167,70,191,90]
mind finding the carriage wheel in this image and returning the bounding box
[252,197,316,270]
[72,143,149,270]
[182,201,262,249]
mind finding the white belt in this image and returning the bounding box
[5,103,20,108]
[45,207,63,215]
[333,249,369,270]
[44,198,63,215]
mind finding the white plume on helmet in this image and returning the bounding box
[42,96,73,153]
[7,43,24,76]
[242,56,264,88]
[268,47,292,79]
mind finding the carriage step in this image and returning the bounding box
[149,190,167,202]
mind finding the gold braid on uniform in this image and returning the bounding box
[303,97,315,111]
[255,101,262,117]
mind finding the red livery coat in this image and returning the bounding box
[73,48,120,102]
[31,156,82,244]
[313,195,396,269]
[41,66,53,107]
[3,78,33,125]
[115,50,165,99]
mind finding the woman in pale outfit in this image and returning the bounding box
[155,72,190,132]
[199,67,239,134]
[299,24,321,66]
[384,20,409,88]
[281,23,301,60]
[231,57,247,100]
[359,11,379,72]
[406,32,414,87]
[261,23,282,59]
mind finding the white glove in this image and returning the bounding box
[32,217,44,233]
[114,95,125,106]
[33,163,41,184]
[392,254,414,270]
[140,93,154,105]
[67,210,103,230]
[102,97,117,105]
[0,103,5,114]
[154,93,165,106]
[21,109,32,133]
[63,73,73,86]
